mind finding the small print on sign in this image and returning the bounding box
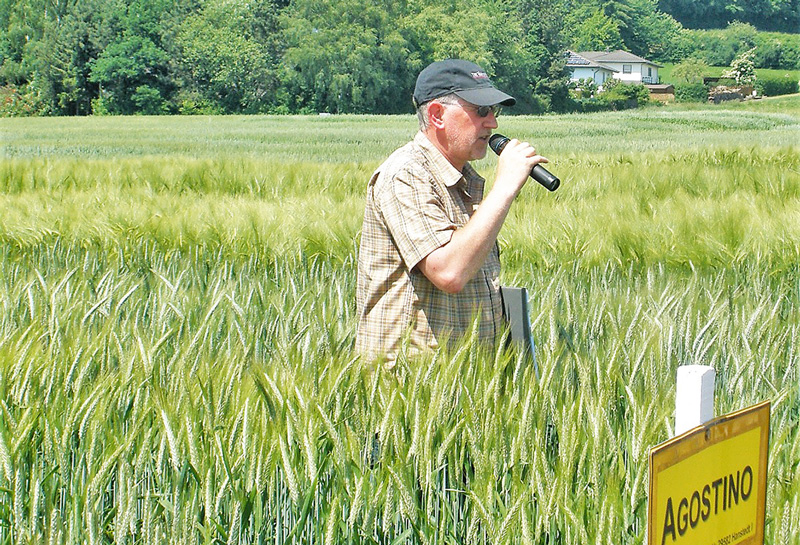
[717,524,754,545]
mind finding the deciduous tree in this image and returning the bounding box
[671,57,709,83]
[176,0,281,114]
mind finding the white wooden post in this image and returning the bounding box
[674,365,715,436]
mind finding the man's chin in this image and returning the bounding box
[471,144,489,161]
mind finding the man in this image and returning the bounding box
[355,59,548,362]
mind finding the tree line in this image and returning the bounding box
[657,0,799,32]
[1,0,798,117]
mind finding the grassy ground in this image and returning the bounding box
[3,97,799,160]
[658,63,800,86]
[0,98,798,544]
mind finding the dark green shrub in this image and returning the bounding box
[674,83,709,102]
[567,97,608,113]
[755,40,784,69]
[755,75,800,97]
[780,41,800,70]
[598,81,650,110]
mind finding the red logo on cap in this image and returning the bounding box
[471,71,489,80]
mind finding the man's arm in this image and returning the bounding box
[417,139,547,294]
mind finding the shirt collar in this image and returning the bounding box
[414,132,465,188]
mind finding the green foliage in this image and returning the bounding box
[671,57,710,83]
[0,84,45,116]
[755,74,800,97]
[25,0,118,115]
[623,0,685,61]
[597,80,651,110]
[660,63,800,92]
[130,84,167,115]
[0,0,571,116]
[674,82,708,102]
[501,0,571,113]
[569,10,624,53]
[0,0,46,85]
[2,0,800,116]
[679,24,800,70]
[276,0,570,115]
[279,0,416,114]
[569,78,599,99]
[564,0,683,60]
[90,96,110,115]
[174,90,223,115]
[657,0,800,33]
[89,35,172,115]
[176,0,281,114]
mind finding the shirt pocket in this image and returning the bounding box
[443,183,473,227]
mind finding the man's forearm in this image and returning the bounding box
[416,184,516,294]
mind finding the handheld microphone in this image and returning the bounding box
[488,133,560,192]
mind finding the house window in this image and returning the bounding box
[623,64,632,74]
[648,67,652,77]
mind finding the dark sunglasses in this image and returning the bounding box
[463,103,502,118]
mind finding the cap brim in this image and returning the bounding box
[455,87,516,107]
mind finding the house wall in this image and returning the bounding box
[603,62,659,84]
[570,67,614,85]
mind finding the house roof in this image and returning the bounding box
[565,51,617,72]
[577,50,662,67]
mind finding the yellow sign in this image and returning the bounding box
[648,401,770,545]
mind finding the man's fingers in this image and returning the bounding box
[505,138,541,159]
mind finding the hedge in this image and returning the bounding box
[755,75,800,97]
[674,83,709,103]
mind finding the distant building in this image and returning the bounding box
[565,51,616,87]
[647,84,675,102]
[566,50,661,86]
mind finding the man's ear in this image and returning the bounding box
[427,101,447,129]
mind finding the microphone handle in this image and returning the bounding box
[531,164,560,192]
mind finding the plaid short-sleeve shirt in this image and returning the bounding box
[355,132,504,361]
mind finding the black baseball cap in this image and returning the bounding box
[413,59,516,108]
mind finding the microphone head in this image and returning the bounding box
[488,133,509,156]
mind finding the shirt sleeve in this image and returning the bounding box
[375,167,456,271]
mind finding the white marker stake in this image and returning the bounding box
[674,365,715,436]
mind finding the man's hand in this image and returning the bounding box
[492,138,549,199]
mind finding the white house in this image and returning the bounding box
[566,50,661,85]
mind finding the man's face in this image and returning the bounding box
[439,99,499,169]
